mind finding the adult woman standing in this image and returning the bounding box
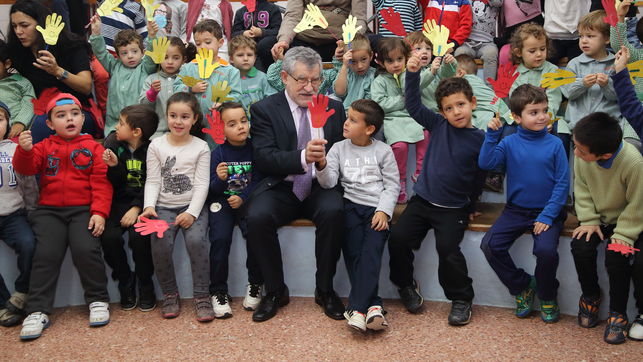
[7,0,98,143]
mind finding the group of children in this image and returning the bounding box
[0,1,641,347]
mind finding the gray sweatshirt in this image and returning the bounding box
[0,140,38,215]
[317,138,399,218]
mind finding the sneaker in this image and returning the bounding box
[578,294,600,328]
[629,315,643,341]
[484,173,504,193]
[161,293,180,319]
[540,300,560,323]
[0,308,23,327]
[243,284,262,311]
[88,301,110,326]
[366,305,388,331]
[211,292,232,318]
[119,277,137,311]
[138,283,157,312]
[604,312,628,344]
[20,312,50,340]
[515,277,536,318]
[195,296,215,322]
[398,280,423,313]
[7,292,28,314]
[344,310,366,332]
[448,300,472,326]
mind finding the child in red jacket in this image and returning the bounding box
[12,93,113,341]
[420,0,473,50]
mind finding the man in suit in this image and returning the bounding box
[247,46,346,322]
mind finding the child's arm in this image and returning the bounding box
[333,51,352,97]
[612,2,643,62]
[477,116,507,171]
[371,75,405,113]
[404,60,444,131]
[612,163,643,245]
[12,131,44,176]
[377,146,401,221]
[572,159,602,227]
[89,144,113,236]
[141,25,159,74]
[437,54,458,80]
[209,148,228,196]
[261,74,278,97]
[9,77,36,137]
[140,74,160,104]
[451,2,473,48]
[226,67,244,104]
[536,143,570,226]
[560,58,591,100]
[265,60,286,92]
[17,173,39,211]
[89,16,118,74]
[612,49,643,137]
[315,143,340,189]
[142,142,162,216]
[185,144,211,219]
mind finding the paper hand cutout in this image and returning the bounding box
[602,0,618,26]
[36,13,65,46]
[178,75,201,88]
[211,81,234,104]
[627,60,643,84]
[203,110,226,144]
[342,15,362,45]
[305,3,329,29]
[97,0,124,17]
[134,217,170,238]
[154,13,167,29]
[488,63,519,99]
[294,16,314,33]
[607,243,640,256]
[379,7,407,37]
[548,112,560,126]
[141,0,159,21]
[541,69,577,89]
[145,36,170,64]
[422,19,454,56]
[196,48,217,79]
[308,94,335,129]
[241,0,257,13]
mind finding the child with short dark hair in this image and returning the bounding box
[387,54,485,325]
[333,34,377,113]
[101,105,159,312]
[479,84,570,324]
[570,112,643,344]
[0,39,35,138]
[317,99,399,332]
[13,94,113,340]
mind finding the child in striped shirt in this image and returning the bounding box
[373,0,423,37]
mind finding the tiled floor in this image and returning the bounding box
[1,298,640,360]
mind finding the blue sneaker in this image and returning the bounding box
[515,277,537,318]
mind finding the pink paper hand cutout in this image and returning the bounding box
[602,0,618,26]
[308,94,335,128]
[134,217,170,238]
[241,0,256,13]
[203,110,225,144]
[607,243,640,256]
[488,63,519,99]
[379,7,407,37]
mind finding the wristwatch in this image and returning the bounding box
[56,69,69,81]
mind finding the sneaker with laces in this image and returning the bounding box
[20,312,50,340]
[366,305,388,331]
[195,296,215,322]
[7,292,28,314]
[540,300,560,323]
[88,301,110,326]
[604,311,628,344]
[161,293,180,319]
[628,315,643,341]
[212,292,232,318]
[138,283,157,312]
[515,277,536,318]
[577,294,600,328]
[344,310,366,332]
[448,300,472,326]
[243,284,262,311]
[398,280,424,313]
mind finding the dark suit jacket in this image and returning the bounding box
[250,91,345,196]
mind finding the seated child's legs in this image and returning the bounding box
[181,208,210,299]
[633,235,643,314]
[413,130,430,180]
[605,233,643,314]
[391,142,409,202]
[0,275,9,306]
[151,207,183,296]
[532,218,564,301]
[100,204,135,285]
[238,217,263,287]
[570,225,614,299]
[126,229,154,286]
[479,43,499,84]
[208,197,237,295]
[0,209,36,294]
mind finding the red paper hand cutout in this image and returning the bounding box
[134,217,170,238]
[308,94,335,129]
[488,63,519,100]
[607,243,640,256]
[203,110,225,144]
[379,7,407,37]
[602,0,618,26]
[241,0,256,13]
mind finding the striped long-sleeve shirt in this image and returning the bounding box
[99,0,148,52]
[373,0,423,37]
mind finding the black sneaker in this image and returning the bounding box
[119,277,137,311]
[138,283,157,312]
[448,300,472,326]
[398,280,423,313]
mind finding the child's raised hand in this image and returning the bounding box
[227,195,243,209]
[487,112,503,131]
[617,0,633,19]
[120,206,141,228]
[533,221,550,235]
[102,148,118,167]
[614,46,631,73]
[18,130,33,152]
[216,162,228,181]
[582,74,597,87]
[151,79,162,92]
[175,212,195,229]
[88,214,106,237]
[9,123,25,139]
[596,72,609,87]
[342,49,353,65]
[572,225,605,242]
[192,81,208,94]
[443,53,456,64]
[148,19,159,38]
[334,40,346,60]
[371,211,389,231]
[139,206,158,221]
[430,56,441,74]
[90,14,101,35]
[407,55,421,73]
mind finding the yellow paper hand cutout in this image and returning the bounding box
[178,75,202,88]
[540,69,577,89]
[36,13,65,46]
[211,81,234,104]
[305,4,329,29]
[342,15,362,45]
[627,60,643,85]
[145,36,170,64]
[294,17,314,33]
[548,112,560,126]
[97,0,124,17]
[141,0,160,21]
[196,48,217,79]
[422,19,454,56]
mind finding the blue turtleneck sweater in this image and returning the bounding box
[478,126,570,225]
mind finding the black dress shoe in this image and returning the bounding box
[315,289,345,320]
[252,286,289,322]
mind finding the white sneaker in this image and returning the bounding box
[243,284,262,311]
[366,305,389,331]
[211,292,232,318]
[629,315,643,341]
[344,310,366,332]
[20,312,50,340]
[88,301,110,326]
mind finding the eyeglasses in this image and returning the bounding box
[287,72,323,87]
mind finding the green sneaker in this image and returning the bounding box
[540,300,560,323]
[515,277,537,318]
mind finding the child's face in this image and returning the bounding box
[579,27,609,59]
[384,49,406,75]
[167,102,197,138]
[230,46,257,73]
[161,45,185,75]
[343,108,374,141]
[573,137,612,162]
[439,92,476,128]
[117,41,144,68]
[194,31,224,56]
[517,36,547,69]
[46,104,85,140]
[221,107,249,146]
[115,115,139,142]
[349,49,373,75]
[411,42,432,67]
[0,59,11,80]
[0,110,7,139]
[513,102,549,132]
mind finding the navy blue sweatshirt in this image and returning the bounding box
[106,140,149,209]
[209,140,261,201]
[478,126,570,225]
[231,0,283,38]
[405,70,485,211]
[611,68,643,142]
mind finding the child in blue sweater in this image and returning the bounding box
[479,84,570,323]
